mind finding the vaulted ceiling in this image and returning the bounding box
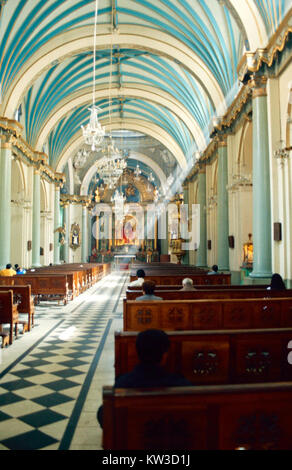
[0,0,290,196]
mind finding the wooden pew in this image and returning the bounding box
[115,328,292,385]
[127,284,270,290]
[102,381,292,450]
[0,285,34,331]
[129,274,231,285]
[125,288,292,301]
[10,274,69,305]
[123,298,292,331]
[0,291,19,345]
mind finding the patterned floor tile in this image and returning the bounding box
[0,271,129,450]
[2,429,59,450]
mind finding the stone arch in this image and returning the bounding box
[56,119,187,171]
[35,85,206,152]
[2,26,225,119]
[238,117,253,177]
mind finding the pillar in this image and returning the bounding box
[217,138,230,271]
[249,75,272,278]
[63,203,69,263]
[53,184,61,264]
[82,204,88,263]
[182,184,189,265]
[0,138,12,269]
[32,168,41,267]
[196,168,207,267]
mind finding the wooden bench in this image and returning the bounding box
[10,274,69,305]
[127,284,270,290]
[123,298,292,331]
[0,291,19,345]
[115,328,292,385]
[129,274,231,285]
[125,288,292,301]
[0,285,34,331]
[102,381,292,449]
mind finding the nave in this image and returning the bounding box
[0,271,127,450]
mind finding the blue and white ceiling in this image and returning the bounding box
[0,0,291,195]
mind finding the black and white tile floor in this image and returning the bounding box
[0,270,128,450]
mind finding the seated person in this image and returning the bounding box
[267,273,286,290]
[180,278,196,291]
[128,269,145,287]
[14,264,26,274]
[207,264,219,275]
[97,329,191,428]
[0,264,16,277]
[136,281,163,301]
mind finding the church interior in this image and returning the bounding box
[0,0,292,451]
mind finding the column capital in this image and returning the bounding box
[248,75,268,98]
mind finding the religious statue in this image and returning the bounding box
[242,233,253,268]
[70,223,81,250]
[54,223,66,245]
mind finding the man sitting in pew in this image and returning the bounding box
[0,264,16,276]
[97,329,191,428]
[14,264,26,274]
[207,264,219,275]
[136,281,163,301]
[180,278,196,291]
[128,269,145,287]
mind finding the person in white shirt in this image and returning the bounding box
[129,269,146,287]
[180,278,196,291]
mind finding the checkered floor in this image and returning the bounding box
[0,271,128,450]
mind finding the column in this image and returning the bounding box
[217,138,230,271]
[81,204,88,263]
[53,184,61,264]
[249,75,272,278]
[0,137,12,269]
[159,205,168,256]
[32,167,41,267]
[182,184,189,265]
[88,209,93,261]
[63,203,69,263]
[196,168,207,267]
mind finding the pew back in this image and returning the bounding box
[102,382,292,450]
[123,298,292,331]
[115,328,292,385]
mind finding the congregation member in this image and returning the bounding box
[128,269,145,287]
[14,264,26,274]
[97,329,191,428]
[0,264,16,276]
[267,273,286,290]
[207,265,219,275]
[136,281,163,301]
[180,278,196,291]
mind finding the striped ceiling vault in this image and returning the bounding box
[0,0,291,194]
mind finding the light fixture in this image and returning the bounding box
[81,0,105,150]
[273,140,290,166]
[73,148,89,169]
[134,164,141,179]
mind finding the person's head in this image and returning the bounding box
[136,329,170,365]
[142,280,156,296]
[14,264,19,270]
[212,265,218,272]
[182,278,193,287]
[6,264,12,269]
[270,273,286,289]
[136,269,145,279]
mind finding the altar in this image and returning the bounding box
[114,254,136,270]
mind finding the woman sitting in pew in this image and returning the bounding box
[97,329,191,428]
[136,281,163,301]
[267,273,286,290]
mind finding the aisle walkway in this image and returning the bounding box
[0,270,127,450]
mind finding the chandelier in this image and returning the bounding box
[81,0,105,150]
[73,148,89,169]
[273,140,290,167]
